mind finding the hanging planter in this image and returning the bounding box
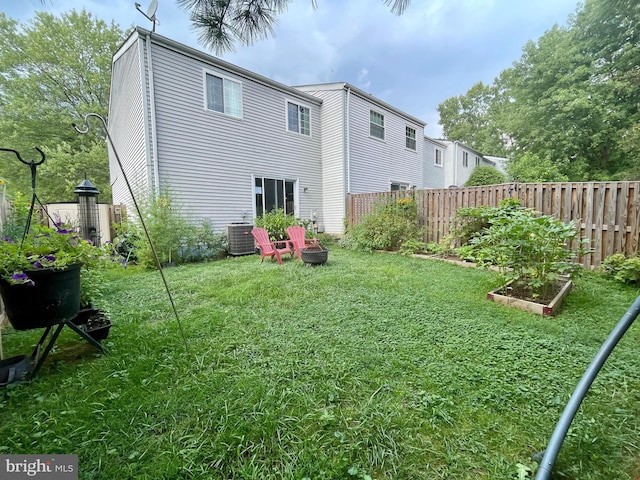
[0,263,82,330]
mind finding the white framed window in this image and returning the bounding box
[370,110,385,140]
[205,71,242,118]
[254,177,296,217]
[286,101,311,136]
[405,126,416,150]
[435,148,443,166]
[390,182,409,191]
[463,151,469,168]
[475,156,481,166]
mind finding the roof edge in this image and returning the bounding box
[296,82,426,127]
[118,27,323,105]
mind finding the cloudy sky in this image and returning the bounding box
[3,0,580,137]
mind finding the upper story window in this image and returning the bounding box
[405,126,416,150]
[205,72,242,118]
[475,156,481,166]
[370,110,385,140]
[463,151,469,167]
[435,148,443,166]
[287,101,310,136]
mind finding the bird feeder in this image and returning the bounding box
[74,178,100,246]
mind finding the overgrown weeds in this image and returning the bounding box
[340,197,422,251]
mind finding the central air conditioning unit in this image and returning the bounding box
[226,223,255,256]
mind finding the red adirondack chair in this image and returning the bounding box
[251,227,293,265]
[286,225,317,259]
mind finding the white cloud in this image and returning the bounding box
[1,0,580,140]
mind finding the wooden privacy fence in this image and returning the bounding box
[346,182,640,268]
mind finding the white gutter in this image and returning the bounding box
[146,33,160,197]
[138,36,153,196]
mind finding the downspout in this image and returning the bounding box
[345,85,351,194]
[146,33,160,197]
[454,141,459,186]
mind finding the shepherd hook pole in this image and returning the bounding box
[535,295,640,480]
[73,113,190,356]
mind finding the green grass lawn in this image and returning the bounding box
[1,247,640,479]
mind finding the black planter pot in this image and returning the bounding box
[0,264,82,331]
[81,310,112,342]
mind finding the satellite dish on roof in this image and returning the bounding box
[135,0,159,32]
[147,0,158,19]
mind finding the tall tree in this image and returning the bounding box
[438,0,640,182]
[177,0,411,54]
[437,81,507,156]
[0,10,124,202]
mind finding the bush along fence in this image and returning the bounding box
[346,181,640,268]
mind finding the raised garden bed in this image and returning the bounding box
[487,278,573,316]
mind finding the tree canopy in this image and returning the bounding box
[438,0,640,182]
[177,0,411,54]
[0,10,125,202]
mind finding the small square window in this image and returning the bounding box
[205,72,242,118]
[287,101,310,135]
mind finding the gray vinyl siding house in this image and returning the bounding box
[108,27,505,235]
[108,27,323,230]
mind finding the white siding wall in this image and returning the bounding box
[149,42,323,230]
[107,35,149,217]
[297,89,346,234]
[347,91,424,194]
[455,146,478,186]
[423,137,446,188]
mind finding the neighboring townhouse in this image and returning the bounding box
[108,27,504,235]
[438,140,498,187]
[295,83,425,234]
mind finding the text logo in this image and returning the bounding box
[0,455,78,479]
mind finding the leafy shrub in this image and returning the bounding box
[110,221,139,264]
[449,205,494,247]
[135,187,191,267]
[2,191,31,241]
[507,152,569,183]
[315,232,338,246]
[469,208,585,298]
[464,166,507,186]
[398,239,429,255]
[341,197,422,251]
[602,254,640,284]
[180,219,227,262]
[455,244,476,261]
[254,208,311,241]
[449,199,522,247]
